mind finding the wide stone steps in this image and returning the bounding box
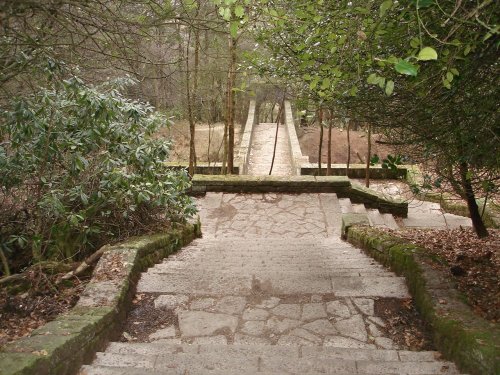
[340,197,400,230]
[137,273,409,298]
[138,236,408,297]
[81,343,463,375]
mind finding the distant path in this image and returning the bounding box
[247,122,293,176]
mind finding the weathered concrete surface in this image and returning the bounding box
[81,193,465,375]
[247,122,294,176]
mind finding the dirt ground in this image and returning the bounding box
[157,120,242,163]
[297,126,395,164]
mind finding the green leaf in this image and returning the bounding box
[379,0,392,17]
[410,38,420,49]
[378,77,386,89]
[234,5,244,18]
[450,68,459,76]
[230,21,238,38]
[321,78,331,90]
[417,47,438,61]
[395,60,418,76]
[367,73,378,84]
[223,7,231,20]
[446,71,454,82]
[309,77,319,90]
[385,80,394,95]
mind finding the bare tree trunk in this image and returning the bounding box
[365,123,371,188]
[226,34,237,174]
[327,109,333,176]
[193,29,200,121]
[346,120,351,177]
[459,162,489,238]
[177,22,185,118]
[318,108,323,176]
[186,29,196,176]
[269,106,282,175]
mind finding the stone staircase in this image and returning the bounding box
[82,342,460,374]
[339,198,400,230]
[79,193,465,375]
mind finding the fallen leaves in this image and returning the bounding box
[381,227,499,322]
[0,269,89,346]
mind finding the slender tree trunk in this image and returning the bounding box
[327,109,333,176]
[186,29,196,176]
[459,162,489,238]
[193,29,200,121]
[318,108,323,176]
[269,104,283,175]
[176,22,185,118]
[226,34,237,174]
[346,120,351,177]
[365,123,371,188]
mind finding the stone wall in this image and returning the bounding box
[237,100,256,175]
[0,224,201,375]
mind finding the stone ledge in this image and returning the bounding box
[341,213,370,239]
[165,162,240,175]
[301,163,408,179]
[346,226,500,375]
[190,175,408,217]
[0,223,201,375]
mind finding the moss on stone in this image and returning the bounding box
[346,226,500,375]
[0,224,199,375]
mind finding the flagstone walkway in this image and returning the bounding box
[81,192,465,374]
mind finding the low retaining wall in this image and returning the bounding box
[237,100,256,175]
[165,162,240,175]
[0,223,201,375]
[190,175,407,217]
[301,163,407,179]
[346,226,500,375]
[284,101,309,176]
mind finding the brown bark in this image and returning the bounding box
[327,109,333,176]
[318,108,323,176]
[459,162,489,238]
[226,34,237,174]
[346,120,351,176]
[186,29,196,177]
[365,123,371,188]
[58,245,110,283]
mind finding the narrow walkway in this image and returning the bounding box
[247,122,293,176]
[362,181,472,230]
[81,193,463,374]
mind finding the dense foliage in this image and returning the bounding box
[251,0,499,237]
[0,73,195,275]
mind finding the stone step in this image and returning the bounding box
[381,213,399,230]
[80,366,288,375]
[339,198,353,213]
[152,259,386,269]
[366,209,400,231]
[352,203,368,214]
[148,269,394,278]
[105,342,440,362]
[367,209,386,226]
[138,274,409,298]
[80,365,418,375]
[86,346,461,374]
